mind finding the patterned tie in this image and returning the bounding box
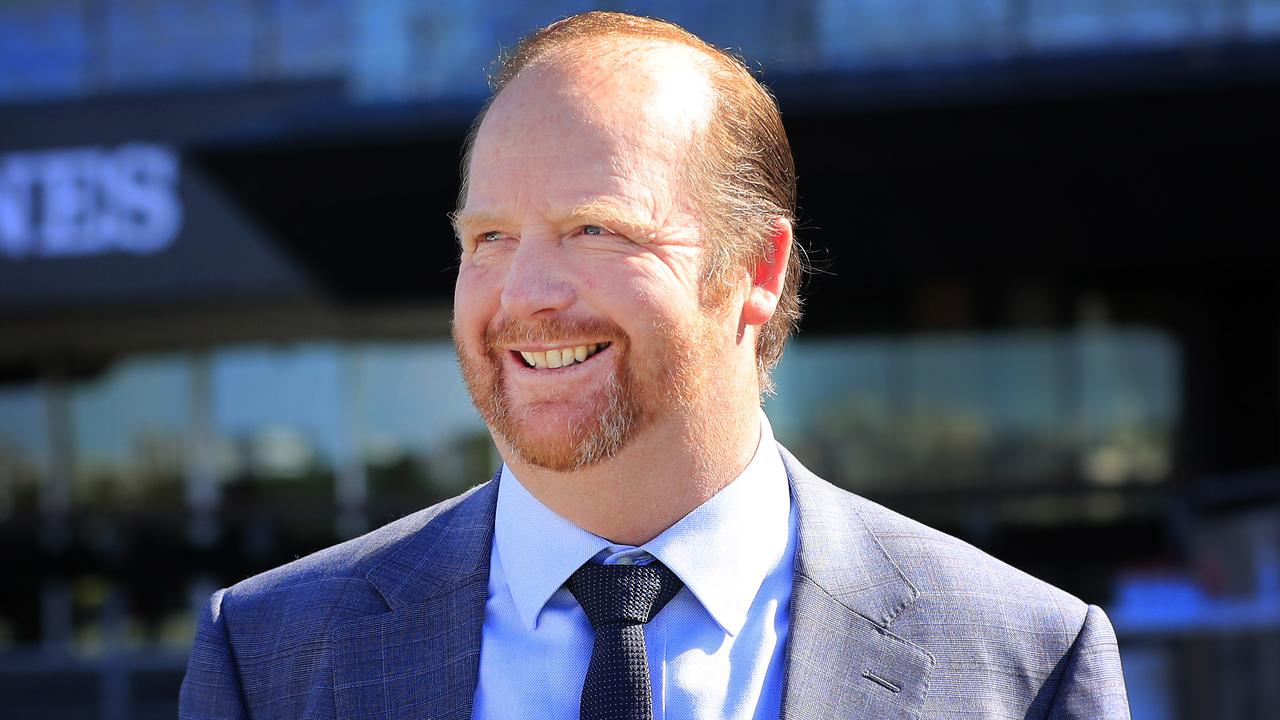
[566,560,684,720]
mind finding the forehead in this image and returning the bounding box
[462,43,713,219]
[492,39,714,141]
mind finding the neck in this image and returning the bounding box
[502,394,761,546]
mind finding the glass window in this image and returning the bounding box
[69,355,190,511]
[768,328,1179,493]
[816,0,1009,64]
[349,0,493,100]
[0,383,47,521]
[271,0,349,78]
[903,334,1065,485]
[768,340,900,488]
[0,383,48,651]
[355,341,494,514]
[1074,329,1179,485]
[104,0,256,89]
[211,343,341,509]
[1250,0,1280,37]
[0,0,85,101]
[1027,0,1197,50]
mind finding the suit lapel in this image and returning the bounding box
[332,477,500,720]
[328,452,934,719]
[779,447,935,719]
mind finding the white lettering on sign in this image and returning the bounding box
[0,143,182,260]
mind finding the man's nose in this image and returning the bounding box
[499,238,575,320]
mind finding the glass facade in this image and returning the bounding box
[768,329,1179,494]
[0,338,500,718]
[2,0,1278,104]
[69,355,190,513]
[0,330,1179,664]
[0,384,46,523]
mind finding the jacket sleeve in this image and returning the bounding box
[1047,604,1132,719]
[180,588,250,720]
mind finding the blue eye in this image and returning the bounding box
[583,225,603,236]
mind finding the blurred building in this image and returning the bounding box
[1,2,1279,718]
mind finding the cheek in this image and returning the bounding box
[574,256,649,310]
[579,270,603,297]
[620,251,702,298]
[454,266,501,333]
[654,251,708,307]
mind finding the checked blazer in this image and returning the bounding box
[180,446,1130,719]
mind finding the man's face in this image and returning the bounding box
[452,51,741,471]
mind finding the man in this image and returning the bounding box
[181,12,1130,720]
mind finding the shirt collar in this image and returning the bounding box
[492,469,612,631]
[493,413,792,637]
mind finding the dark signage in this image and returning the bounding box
[0,142,312,315]
[1,144,182,260]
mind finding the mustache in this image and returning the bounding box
[483,315,627,348]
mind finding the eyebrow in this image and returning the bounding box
[451,201,656,239]
[565,199,654,236]
[449,209,504,237]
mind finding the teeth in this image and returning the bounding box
[517,343,608,369]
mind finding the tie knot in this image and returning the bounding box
[567,561,683,629]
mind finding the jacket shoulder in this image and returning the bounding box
[851,490,1086,618]
[847,495,1124,716]
[782,443,1086,621]
[782,446,1119,717]
[199,480,497,718]
[220,479,497,633]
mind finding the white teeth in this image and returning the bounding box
[518,342,608,369]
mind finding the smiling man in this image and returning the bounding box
[181,12,1130,720]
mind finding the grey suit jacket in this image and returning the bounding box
[180,446,1130,718]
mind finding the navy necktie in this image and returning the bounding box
[566,561,684,720]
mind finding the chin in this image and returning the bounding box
[499,386,644,472]
[497,432,610,473]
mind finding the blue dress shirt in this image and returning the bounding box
[472,415,797,720]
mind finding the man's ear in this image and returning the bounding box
[742,217,793,326]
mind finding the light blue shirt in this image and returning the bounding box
[472,416,796,720]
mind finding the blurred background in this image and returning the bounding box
[1,1,1278,718]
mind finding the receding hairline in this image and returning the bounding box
[460,11,787,212]
[501,32,718,86]
[457,36,719,223]
[485,35,719,140]
[488,13,731,97]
